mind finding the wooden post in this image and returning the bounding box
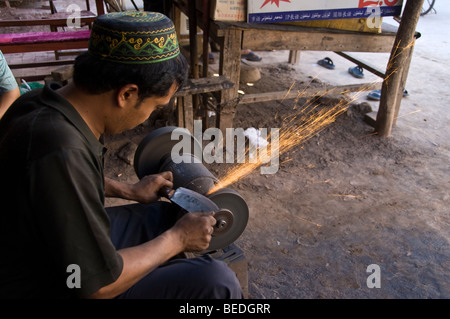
[288,50,300,65]
[201,0,211,130]
[218,29,242,136]
[393,43,415,124]
[95,0,105,15]
[375,0,424,137]
[188,0,199,79]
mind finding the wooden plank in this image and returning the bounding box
[242,29,396,53]
[334,51,386,78]
[17,74,52,82]
[0,16,96,28]
[175,76,234,97]
[9,59,76,69]
[0,39,89,54]
[184,96,194,134]
[177,97,184,128]
[239,83,382,104]
[51,65,73,82]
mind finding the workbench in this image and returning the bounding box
[172,0,422,137]
[0,0,105,81]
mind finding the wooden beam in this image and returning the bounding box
[239,83,382,104]
[217,28,242,135]
[175,76,234,97]
[8,59,76,69]
[376,0,424,137]
[0,15,96,28]
[334,51,386,78]
[242,29,396,53]
[0,39,89,54]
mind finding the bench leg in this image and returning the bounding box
[288,50,300,65]
[218,29,242,137]
[176,96,194,134]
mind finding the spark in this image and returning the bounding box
[394,109,421,120]
[208,88,351,194]
[280,157,293,164]
[208,38,417,195]
[329,194,361,199]
[293,215,322,228]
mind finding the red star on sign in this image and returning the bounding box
[260,0,291,9]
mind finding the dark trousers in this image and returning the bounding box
[106,202,243,299]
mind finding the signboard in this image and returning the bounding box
[248,0,403,24]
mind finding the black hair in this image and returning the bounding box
[72,51,188,100]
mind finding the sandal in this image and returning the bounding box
[348,66,364,78]
[242,51,262,62]
[367,89,409,101]
[318,57,335,70]
[208,52,215,64]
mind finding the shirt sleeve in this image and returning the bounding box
[28,147,123,298]
[0,51,18,93]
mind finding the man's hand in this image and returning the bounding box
[105,171,174,204]
[171,212,217,252]
[87,210,217,299]
[129,171,174,204]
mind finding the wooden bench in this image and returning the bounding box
[0,0,104,79]
[0,30,91,55]
[174,75,234,133]
[173,0,423,138]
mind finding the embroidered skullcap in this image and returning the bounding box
[88,11,180,64]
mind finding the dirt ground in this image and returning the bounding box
[2,1,449,299]
[104,65,449,299]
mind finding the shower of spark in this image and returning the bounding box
[208,39,416,195]
[207,86,363,195]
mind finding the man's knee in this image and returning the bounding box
[194,256,243,299]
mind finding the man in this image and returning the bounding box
[0,50,20,119]
[0,11,242,299]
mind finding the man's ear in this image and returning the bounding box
[116,84,139,108]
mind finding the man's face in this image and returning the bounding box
[107,82,178,135]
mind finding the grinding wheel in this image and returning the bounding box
[207,188,249,251]
[134,127,249,252]
[134,126,203,179]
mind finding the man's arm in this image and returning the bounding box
[0,86,20,119]
[87,211,216,299]
[105,171,173,204]
[0,50,20,119]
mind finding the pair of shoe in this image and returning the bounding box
[241,51,262,62]
[317,57,335,69]
[367,89,409,101]
[317,57,365,78]
[348,66,364,78]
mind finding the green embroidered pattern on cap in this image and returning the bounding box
[88,11,180,64]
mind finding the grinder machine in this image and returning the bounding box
[133,126,249,252]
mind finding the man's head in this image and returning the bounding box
[72,11,188,134]
[74,11,187,99]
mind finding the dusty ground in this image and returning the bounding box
[104,64,449,299]
[2,1,449,299]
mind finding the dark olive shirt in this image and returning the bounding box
[0,83,123,298]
